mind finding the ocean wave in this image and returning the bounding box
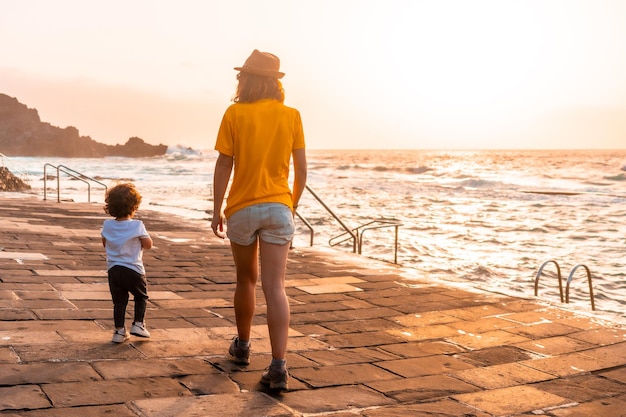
[603,173,626,182]
[165,145,204,160]
[457,179,500,189]
[405,166,432,174]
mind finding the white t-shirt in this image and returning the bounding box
[101,219,150,274]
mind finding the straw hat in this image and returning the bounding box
[234,49,285,79]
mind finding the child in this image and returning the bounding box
[101,183,153,343]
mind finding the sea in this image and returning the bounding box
[5,148,626,323]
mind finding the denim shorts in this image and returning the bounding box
[227,203,295,246]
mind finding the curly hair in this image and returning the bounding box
[104,183,142,218]
[234,72,285,103]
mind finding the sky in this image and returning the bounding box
[2,0,626,150]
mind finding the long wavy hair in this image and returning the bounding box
[104,183,142,218]
[233,72,284,103]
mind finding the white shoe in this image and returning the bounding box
[112,328,129,343]
[130,322,151,338]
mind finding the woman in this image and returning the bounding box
[211,49,307,391]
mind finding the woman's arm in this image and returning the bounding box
[291,148,307,210]
[212,152,234,238]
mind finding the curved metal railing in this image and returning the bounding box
[43,163,107,203]
[297,185,402,264]
[534,260,595,310]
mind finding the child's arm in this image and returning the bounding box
[140,236,153,250]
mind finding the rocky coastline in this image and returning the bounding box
[0,93,168,158]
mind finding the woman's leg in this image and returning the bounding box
[230,240,259,341]
[259,240,290,359]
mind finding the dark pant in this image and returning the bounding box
[108,265,149,329]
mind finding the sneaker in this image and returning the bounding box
[228,336,250,365]
[260,366,289,391]
[130,322,151,338]
[112,328,129,343]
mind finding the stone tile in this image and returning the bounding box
[92,358,216,379]
[12,290,63,300]
[534,374,626,403]
[296,283,363,294]
[498,310,557,325]
[360,398,492,417]
[390,311,458,327]
[7,404,138,417]
[151,298,231,308]
[0,346,19,363]
[456,345,533,366]
[386,324,459,341]
[453,362,555,389]
[521,352,615,377]
[579,342,626,367]
[506,321,582,339]
[601,367,626,384]
[132,340,222,358]
[549,396,626,417]
[446,329,530,349]
[376,355,474,378]
[291,363,397,387]
[0,330,65,345]
[130,392,292,417]
[514,335,596,355]
[321,318,400,333]
[0,385,51,411]
[0,319,99,331]
[573,327,626,346]
[34,270,106,277]
[310,276,365,285]
[441,304,510,320]
[365,374,478,402]
[446,316,519,333]
[13,342,145,362]
[319,330,404,348]
[301,347,399,366]
[281,385,396,415]
[378,340,465,358]
[0,362,101,385]
[0,308,37,320]
[33,308,111,320]
[42,377,191,407]
[452,385,568,415]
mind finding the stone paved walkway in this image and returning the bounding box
[1,193,626,416]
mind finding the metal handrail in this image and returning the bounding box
[357,220,402,264]
[295,211,314,246]
[534,259,564,302]
[0,153,30,183]
[534,260,595,310]
[330,219,402,264]
[43,163,107,203]
[305,185,357,252]
[566,264,596,311]
[297,185,402,264]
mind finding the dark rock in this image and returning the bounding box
[0,94,168,158]
[0,166,31,191]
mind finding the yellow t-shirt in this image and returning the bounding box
[215,99,305,218]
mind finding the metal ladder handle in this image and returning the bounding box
[306,185,357,252]
[357,221,402,265]
[565,264,596,311]
[294,211,314,247]
[534,259,564,303]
